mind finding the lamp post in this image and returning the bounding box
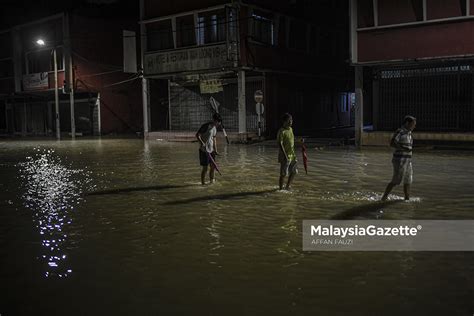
[36,39,60,140]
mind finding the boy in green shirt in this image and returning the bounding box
[277,113,298,190]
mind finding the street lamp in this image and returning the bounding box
[36,38,60,140]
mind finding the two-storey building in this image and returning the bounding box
[0,12,142,137]
[351,0,474,145]
[140,0,352,140]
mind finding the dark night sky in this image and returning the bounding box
[0,0,138,29]
[1,0,346,30]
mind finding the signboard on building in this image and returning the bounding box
[144,44,230,75]
[22,72,49,91]
[200,79,223,94]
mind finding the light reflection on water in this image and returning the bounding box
[19,148,92,278]
[0,139,473,315]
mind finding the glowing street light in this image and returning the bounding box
[36,39,46,46]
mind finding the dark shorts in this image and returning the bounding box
[199,150,216,167]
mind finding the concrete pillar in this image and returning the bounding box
[373,75,379,131]
[140,0,149,137]
[22,100,27,136]
[53,48,60,140]
[64,13,75,138]
[355,66,364,147]
[238,69,246,134]
[69,88,75,138]
[168,79,172,130]
[95,93,101,136]
[4,101,8,132]
[349,0,358,64]
[47,101,53,133]
[142,78,149,135]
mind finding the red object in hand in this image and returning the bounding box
[302,144,308,174]
[208,152,222,176]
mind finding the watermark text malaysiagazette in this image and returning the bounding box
[311,224,420,238]
[302,220,474,251]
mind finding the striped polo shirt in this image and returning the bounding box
[391,126,413,161]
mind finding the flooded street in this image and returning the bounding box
[1,139,473,315]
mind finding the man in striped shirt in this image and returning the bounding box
[382,115,417,201]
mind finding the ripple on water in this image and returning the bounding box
[319,190,421,203]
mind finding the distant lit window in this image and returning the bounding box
[340,93,350,112]
[250,10,274,45]
[147,19,173,51]
[197,10,226,45]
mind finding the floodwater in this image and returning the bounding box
[0,139,473,315]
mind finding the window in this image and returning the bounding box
[0,32,12,59]
[0,60,13,78]
[278,16,287,47]
[26,47,64,74]
[176,15,196,47]
[250,10,274,45]
[227,7,238,43]
[309,26,318,55]
[147,19,173,51]
[320,94,332,113]
[197,10,226,45]
[339,93,350,113]
[317,29,332,57]
[357,0,374,28]
[427,0,466,19]
[378,0,423,25]
[289,19,307,51]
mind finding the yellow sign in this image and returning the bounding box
[200,79,223,94]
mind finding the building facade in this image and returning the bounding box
[140,0,352,140]
[0,13,142,137]
[351,0,474,145]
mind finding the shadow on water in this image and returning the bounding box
[86,184,194,196]
[331,200,401,220]
[165,189,277,205]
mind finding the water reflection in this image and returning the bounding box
[207,205,223,267]
[278,205,304,265]
[19,148,91,278]
[1,140,472,315]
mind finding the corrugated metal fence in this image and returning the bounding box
[169,78,264,133]
[376,62,474,131]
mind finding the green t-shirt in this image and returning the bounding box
[277,127,296,162]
